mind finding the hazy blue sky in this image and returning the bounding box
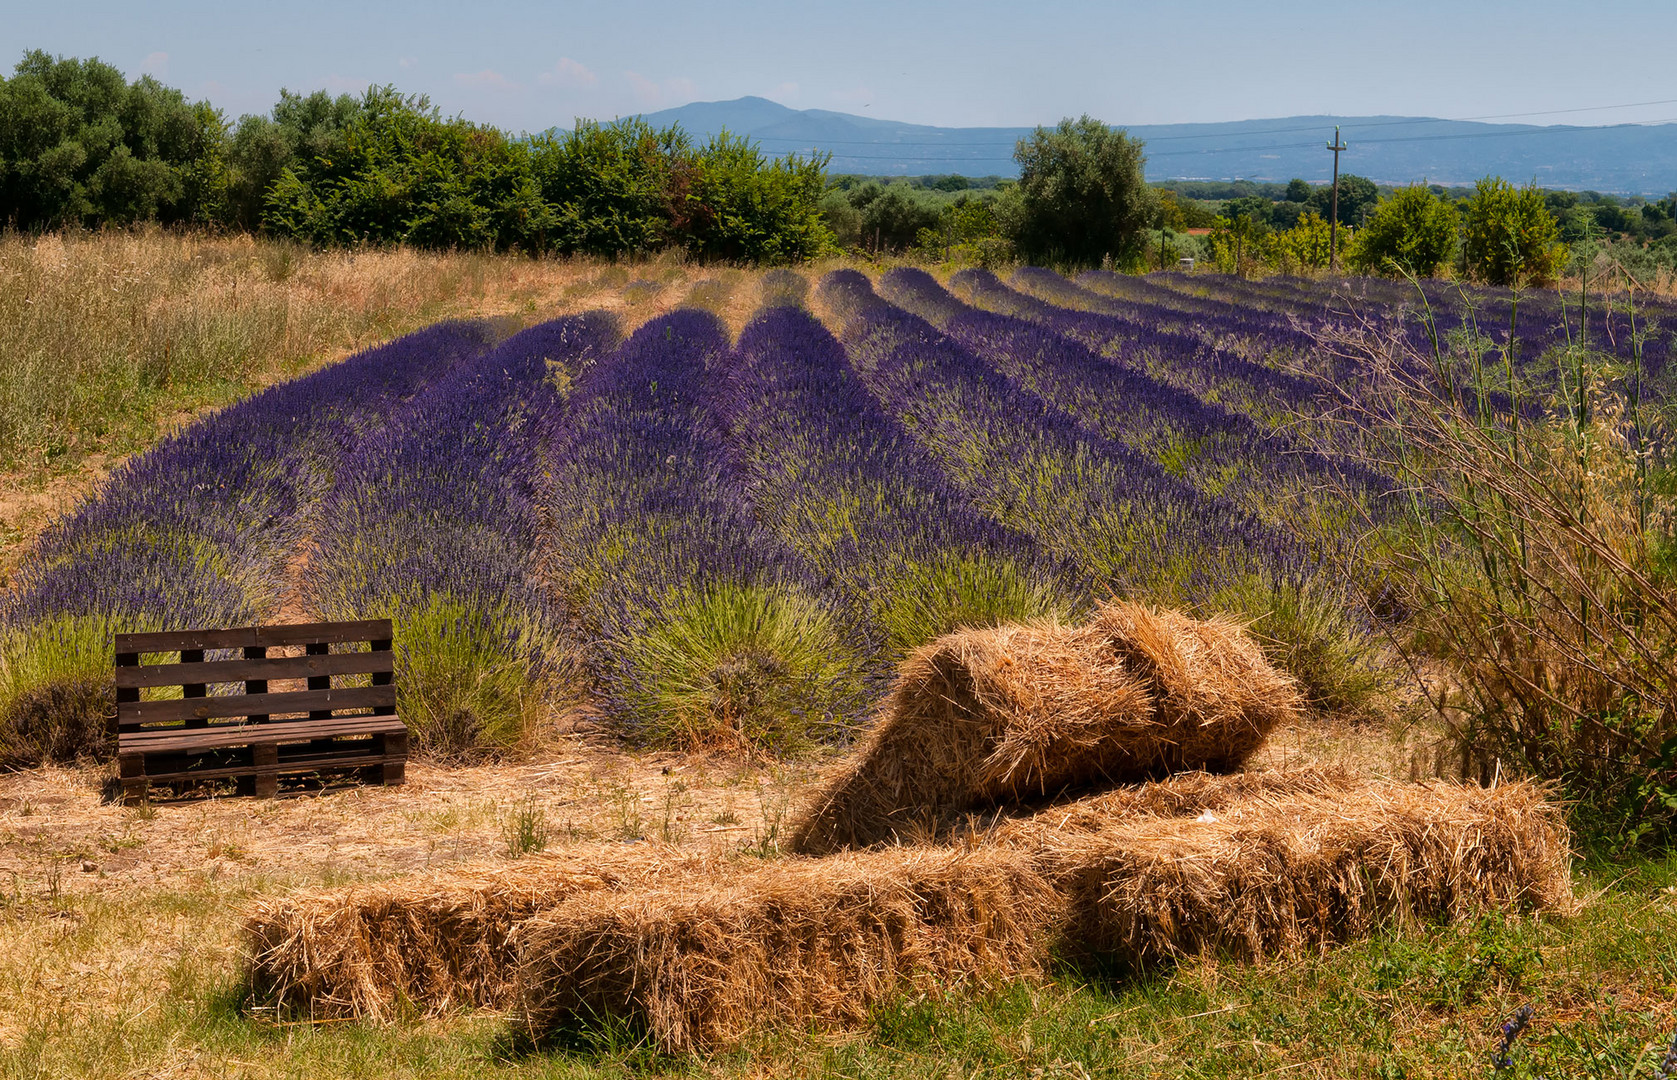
[8,0,1677,131]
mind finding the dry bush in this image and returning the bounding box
[787,601,1302,855]
[514,845,1059,1053]
[1318,287,1677,844]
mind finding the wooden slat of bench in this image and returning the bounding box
[117,685,396,727]
[114,684,395,724]
[115,650,392,689]
[122,714,407,754]
[115,620,393,654]
[121,752,404,786]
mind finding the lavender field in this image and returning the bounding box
[2,265,1670,762]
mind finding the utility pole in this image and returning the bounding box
[1326,126,1347,271]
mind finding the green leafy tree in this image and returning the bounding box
[225,89,364,230]
[1348,184,1460,277]
[674,131,831,263]
[0,50,225,228]
[1461,177,1566,286]
[1011,115,1153,268]
[1308,173,1379,226]
[263,86,547,251]
[838,181,943,252]
[528,118,685,255]
[1276,210,1334,270]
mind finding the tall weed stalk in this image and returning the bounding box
[1325,270,1677,846]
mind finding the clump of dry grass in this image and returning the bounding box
[514,845,1060,1053]
[787,601,1302,855]
[1017,778,1574,966]
[244,843,708,1019]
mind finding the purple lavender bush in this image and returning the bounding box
[543,308,865,754]
[728,302,1073,663]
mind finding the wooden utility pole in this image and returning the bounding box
[1326,126,1347,270]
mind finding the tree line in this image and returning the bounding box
[0,51,829,263]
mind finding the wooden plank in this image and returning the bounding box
[113,652,139,738]
[115,620,393,654]
[122,716,406,754]
[115,650,392,689]
[370,638,396,716]
[121,754,403,786]
[244,645,268,726]
[180,649,207,728]
[306,642,331,719]
[117,685,395,727]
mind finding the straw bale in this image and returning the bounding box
[1017,779,1574,966]
[788,604,1303,855]
[515,845,1060,1052]
[961,766,1361,842]
[244,843,705,1019]
[786,620,1151,855]
[1092,600,1302,774]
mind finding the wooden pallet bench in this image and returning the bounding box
[114,619,408,804]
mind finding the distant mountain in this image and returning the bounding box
[637,97,1677,194]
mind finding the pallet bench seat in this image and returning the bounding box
[114,619,408,804]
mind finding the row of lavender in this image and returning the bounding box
[299,314,618,753]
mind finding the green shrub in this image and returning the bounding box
[1349,185,1460,278]
[0,614,122,767]
[871,554,1069,660]
[1462,177,1567,286]
[617,584,863,755]
[1210,575,1392,717]
[391,594,550,757]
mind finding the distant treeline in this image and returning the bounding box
[0,51,829,263]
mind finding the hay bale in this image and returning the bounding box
[1093,600,1302,773]
[786,620,1152,855]
[961,766,1361,841]
[244,844,702,1019]
[515,845,1060,1052]
[1015,779,1574,965]
[788,604,1303,855]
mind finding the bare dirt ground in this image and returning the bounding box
[0,714,1433,907]
[0,738,818,905]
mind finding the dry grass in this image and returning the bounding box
[787,602,1302,856]
[514,844,1061,1053]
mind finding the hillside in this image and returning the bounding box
[639,96,1677,193]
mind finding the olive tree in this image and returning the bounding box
[1010,116,1153,268]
